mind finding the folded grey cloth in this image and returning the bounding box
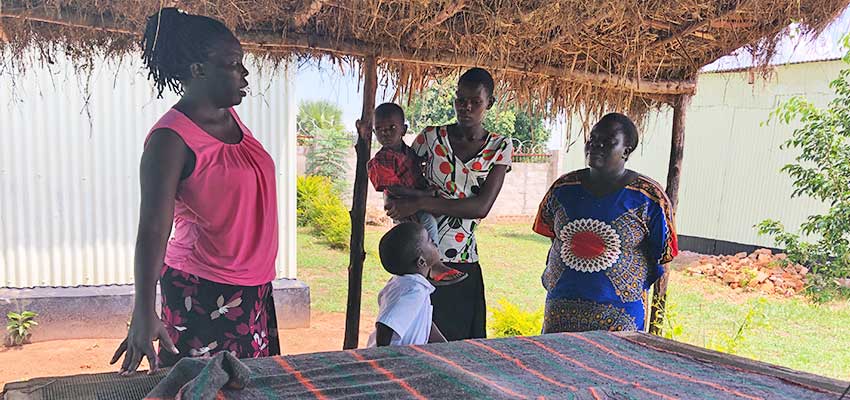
[144,352,251,400]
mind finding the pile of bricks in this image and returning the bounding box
[684,249,808,296]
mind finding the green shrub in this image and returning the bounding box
[297,175,351,249]
[6,311,38,346]
[296,176,327,226]
[757,37,850,301]
[488,298,543,338]
[312,199,351,249]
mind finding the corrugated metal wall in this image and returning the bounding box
[0,56,297,288]
[559,60,841,248]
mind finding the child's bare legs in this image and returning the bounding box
[417,211,466,285]
[384,192,466,285]
[417,211,439,246]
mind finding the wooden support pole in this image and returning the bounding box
[665,94,689,211]
[343,56,377,350]
[649,93,691,336]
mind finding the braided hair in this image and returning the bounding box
[140,8,237,98]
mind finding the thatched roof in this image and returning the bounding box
[1,0,848,118]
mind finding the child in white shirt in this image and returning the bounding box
[368,222,447,347]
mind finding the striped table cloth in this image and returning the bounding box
[3,331,846,399]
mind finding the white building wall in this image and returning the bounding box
[0,55,297,287]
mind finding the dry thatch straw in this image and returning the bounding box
[1,0,848,123]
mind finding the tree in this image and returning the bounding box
[297,100,350,183]
[513,111,550,153]
[403,77,551,152]
[297,100,344,135]
[757,36,850,301]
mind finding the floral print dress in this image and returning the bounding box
[158,265,280,366]
[411,125,513,263]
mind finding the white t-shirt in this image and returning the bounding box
[367,274,436,347]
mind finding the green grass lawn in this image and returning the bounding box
[297,222,850,380]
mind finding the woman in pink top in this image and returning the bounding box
[110,8,280,375]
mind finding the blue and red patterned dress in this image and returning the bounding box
[533,169,678,332]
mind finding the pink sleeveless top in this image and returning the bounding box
[146,108,278,286]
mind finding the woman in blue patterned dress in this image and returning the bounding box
[532,113,678,332]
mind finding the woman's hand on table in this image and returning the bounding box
[110,310,178,376]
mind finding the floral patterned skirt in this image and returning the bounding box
[157,265,281,367]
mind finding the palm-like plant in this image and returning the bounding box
[6,311,38,346]
[298,101,351,183]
